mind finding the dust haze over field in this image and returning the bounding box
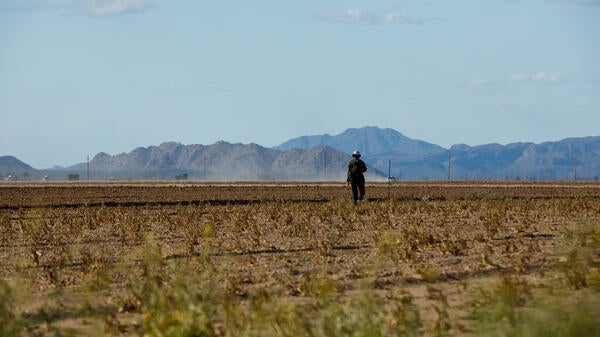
[1,181,599,336]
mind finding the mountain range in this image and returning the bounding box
[83,141,384,180]
[2,126,599,181]
[276,127,600,180]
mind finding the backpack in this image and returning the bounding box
[349,159,365,176]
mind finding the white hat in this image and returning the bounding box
[352,150,361,157]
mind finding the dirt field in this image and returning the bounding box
[1,181,599,336]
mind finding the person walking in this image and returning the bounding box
[347,150,367,204]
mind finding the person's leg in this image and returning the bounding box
[358,182,365,201]
[351,182,359,204]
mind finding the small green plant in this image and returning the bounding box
[473,289,600,337]
[418,264,440,283]
[324,283,421,337]
[471,274,532,332]
[561,248,592,289]
[0,279,23,336]
[513,297,600,337]
[125,236,220,337]
[375,232,401,258]
[428,286,451,336]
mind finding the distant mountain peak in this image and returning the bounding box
[275,126,442,157]
[0,156,35,172]
[159,141,182,147]
[94,152,111,160]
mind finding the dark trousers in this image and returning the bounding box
[350,180,365,204]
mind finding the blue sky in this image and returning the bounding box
[1,0,599,168]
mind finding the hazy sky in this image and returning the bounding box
[1,0,599,168]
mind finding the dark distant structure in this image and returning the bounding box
[68,174,80,181]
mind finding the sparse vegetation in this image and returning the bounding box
[0,182,598,336]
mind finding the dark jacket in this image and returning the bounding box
[347,158,367,183]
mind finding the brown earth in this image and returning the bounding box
[0,181,599,336]
[2,180,600,208]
